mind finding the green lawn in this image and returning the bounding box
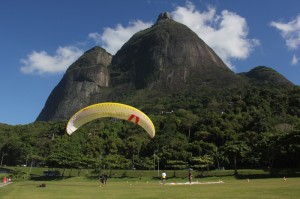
[1,176,300,199]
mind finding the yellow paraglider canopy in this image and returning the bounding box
[66,102,155,138]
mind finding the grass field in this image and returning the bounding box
[1,175,300,199]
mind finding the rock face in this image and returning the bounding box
[157,12,171,21]
[36,47,112,121]
[110,14,243,91]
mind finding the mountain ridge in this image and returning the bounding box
[36,13,294,122]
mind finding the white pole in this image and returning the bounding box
[157,157,159,177]
[1,153,7,166]
[153,151,155,170]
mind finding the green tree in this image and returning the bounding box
[189,155,214,175]
[165,160,188,177]
[176,109,199,139]
[220,141,250,175]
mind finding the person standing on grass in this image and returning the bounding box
[188,170,193,184]
[99,174,107,187]
[161,171,167,184]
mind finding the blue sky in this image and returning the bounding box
[1,0,300,125]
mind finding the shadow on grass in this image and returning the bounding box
[86,175,137,180]
[30,175,72,181]
[0,167,13,174]
[236,169,300,179]
[86,170,142,180]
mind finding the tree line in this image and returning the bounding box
[0,85,299,175]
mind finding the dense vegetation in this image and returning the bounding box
[1,84,300,175]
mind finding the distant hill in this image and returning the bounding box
[239,66,293,87]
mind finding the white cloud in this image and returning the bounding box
[171,2,259,69]
[22,2,258,75]
[89,20,153,55]
[291,54,298,65]
[20,46,83,74]
[90,2,258,70]
[271,16,300,50]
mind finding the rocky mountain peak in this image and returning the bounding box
[36,46,112,121]
[110,15,242,91]
[156,12,172,22]
[67,46,112,71]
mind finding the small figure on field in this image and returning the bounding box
[188,170,193,184]
[161,171,167,184]
[99,174,108,186]
[38,183,46,187]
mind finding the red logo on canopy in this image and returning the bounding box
[128,114,139,124]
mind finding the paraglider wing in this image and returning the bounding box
[66,102,155,138]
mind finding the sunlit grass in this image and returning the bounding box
[1,176,300,199]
